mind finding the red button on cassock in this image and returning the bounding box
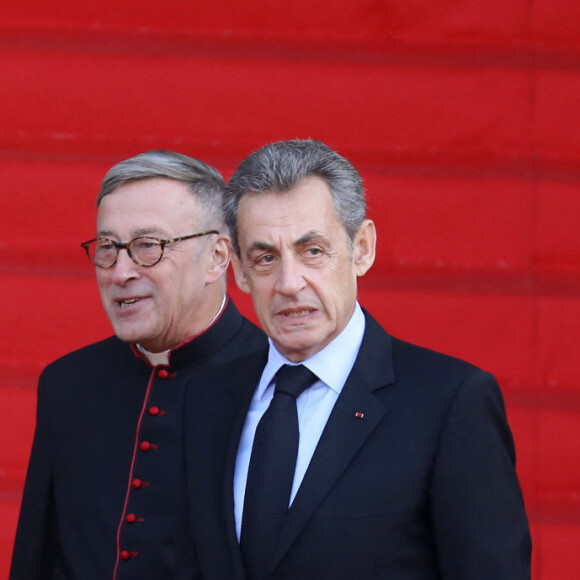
[148,406,160,416]
[120,550,131,561]
[132,478,142,489]
[140,441,151,451]
[126,513,137,523]
[158,369,169,379]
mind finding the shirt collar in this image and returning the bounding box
[257,302,366,400]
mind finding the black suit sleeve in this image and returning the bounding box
[10,373,60,579]
[430,369,531,579]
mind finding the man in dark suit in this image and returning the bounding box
[186,139,531,579]
[10,150,266,579]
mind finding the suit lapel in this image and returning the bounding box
[270,312,396,570]
[221,352,268,578]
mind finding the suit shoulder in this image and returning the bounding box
[392,336,480,375]
[389,335,502,401]
[363,309,483,381]
[361,342,504,440]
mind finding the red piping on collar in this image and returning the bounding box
[128,296,230,368]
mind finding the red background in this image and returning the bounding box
[1,2,579,578]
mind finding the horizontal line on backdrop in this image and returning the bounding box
[3,257,578,298]
[504,390,580,413]
[2,147,580,184]
[526,495,580,526]
[2,28,580,71]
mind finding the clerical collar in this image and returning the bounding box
[135,344,171,366]
[136,294,227,366]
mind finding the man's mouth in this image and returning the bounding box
[280,308,313,318]
[118,298,141,308]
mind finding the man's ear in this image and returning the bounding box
[353,219,376,277]
[205,235,231,284]
[231,252,251,294]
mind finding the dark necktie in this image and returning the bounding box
[240,364,318,580]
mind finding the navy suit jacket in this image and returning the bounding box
[185,309,531,579]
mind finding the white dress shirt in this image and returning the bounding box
[233,302,366,539]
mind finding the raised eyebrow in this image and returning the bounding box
[295,231,326,246]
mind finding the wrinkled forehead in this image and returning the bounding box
[237,182,347,249]
[96,179,200,236]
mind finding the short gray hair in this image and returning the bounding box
[98,150,225,230]
[224,140,367,255]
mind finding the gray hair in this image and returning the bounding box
[97,150,225,230]
[224,139,367,255]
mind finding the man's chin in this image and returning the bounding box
[273,336,320,362]
[111,324,152,346]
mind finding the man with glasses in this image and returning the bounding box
[10,150,266,579]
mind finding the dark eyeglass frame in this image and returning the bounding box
[80,230,219,269]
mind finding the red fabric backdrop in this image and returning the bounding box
[1,2,579,578]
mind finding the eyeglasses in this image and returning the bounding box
[80,231,219,269]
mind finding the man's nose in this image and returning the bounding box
[110,248,141,285]
[275,258,306,296]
